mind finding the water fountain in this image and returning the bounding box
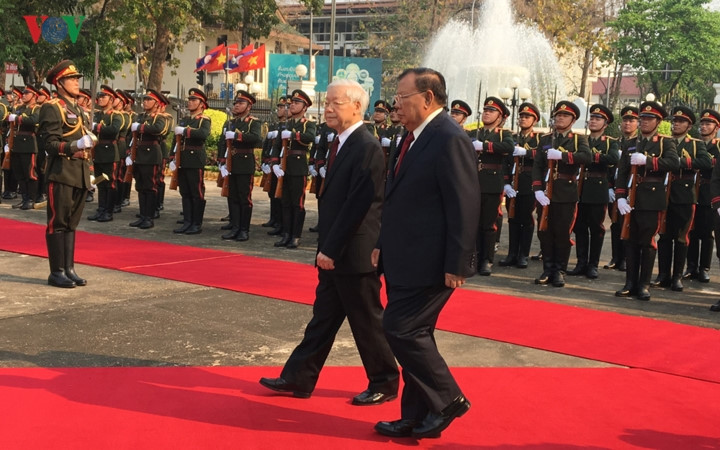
[423,0,567,126]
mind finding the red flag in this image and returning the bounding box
[229,44,266,73]
[195,43,225,72]
[198,43,239,73]
[225,44,256,72]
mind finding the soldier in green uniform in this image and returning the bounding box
[269,89,316,248]
[109,90,129,213]
[472,97,515,275]
[366,99,389,139]
[155,96,175,218]
[449,100,471,127]
[385,100,404,171]
[0,88,8,204]
[499,102,541,269]
[34,86,52,207]
[172,88,211,235]
[2,87,23,201]
[39,60,95,288]
[532,101,592,287]
[615,101,679,301]
[119,91,136,208]
[127,89,168,229]
[259,96,290,234]
[650,106,711,292]
[686,109,720,283]
[8,86,41,210]
[568,104,619,279]
[218,90,262,241]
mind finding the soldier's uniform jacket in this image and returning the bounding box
[219,114,262,175]
[92,109,123,163]
[116,110,131,158]
[505,130,540,196]
[366,122,389,139]
[176,112,211,169]
[669,134,711,205]
[475,127,516,194]
[261,120,287,164]
[312,122,336,168]
[611,132,638,192]
[133,112,167,166]
[38,95,91,189]
[13,104,40,154]
[580,135,620,204]
[123,111,137,151]
[159,112,174,161]
[0,100,9,148]
[615,133,679,211]
[269,117,316,176]
[532,131,592,203]
[699,138,720,206]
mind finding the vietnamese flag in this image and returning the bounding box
[229,44,266,73]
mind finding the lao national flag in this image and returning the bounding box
[195,43,224,72]
[225,44,255,72]
[229,44,266,73]
[196,43,239,73]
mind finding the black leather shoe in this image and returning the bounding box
[531,251,542,261]
[670,277,683,292]
[682,269,698,280]
[374,419,418,438]
[261,220,275,228]
[222,228,240,240]
[184,225,202,235]
[258,377,311,398]
[21,201,34,210]
[534,271,553,285]
[129,217,144,227]
[309,225,319,232]
[516,256,528,269]
[113,205,122,214]
[586,266,599,279]
[153,210,160,219]
[603,259,616,270]
[97,212,113,222]
[138,219,154,229]
[698,269,710,283]
[220,223,234,230]
[48,271,76,288]
[267,226,282,236]
[411,395,471,439]
[478,260,492,276]
[275,234,291,247]
[87,210,102,220]
[650,274,670,288]
[120,198,130,207]
[174,223,192,234]
[235,231,249,242]
[567,265,586,276]
[616,260,627,271]
[710,301,720,312]
[636,286,651,301]
[615,284,636,297]
[12,200,24,209]
[498,256,517,267]
[552,272,565,287]
[352,390,397,406]
[286,238,300,249]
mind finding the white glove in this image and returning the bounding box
[396,136,402,146]
[273,165,285,177]
[125,156,133,166]
[319,166,327,178]
[281,130,292,139]
[268,130,278,139]
[169,160,177,172]
[76,135,94,150]
[547,148,562,160]
[3,144,8,153]
[314,135,320,144]
[225,130,236,140]
[308,165,318,177]
[175,126,185,135]
[92,122,97,129]
[617,197,632,215]
[608,188,616,203]
[220,165,229,178]
[261,163,271,174]
[513,146,527,157]
[327,132,335,142]
[472,140,483,151]
[131,122,140,131]
[534,190,550,206]
[631,153,647,165]
[381,137,392,147]
[504,184,517,198]
[8,114,16,122]
[717,207,720,218]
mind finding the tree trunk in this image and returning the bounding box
[147,24,171,91]
[578,48,592,99]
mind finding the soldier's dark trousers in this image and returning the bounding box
[178,168,206,227]
[228,173,254,233]
[609,205,625,267]
[11,153,38,205]
[573,202,607,269]
[477,192,503,263]
[134,164,159,220]
[657,203,694,279]
[623,210,661,290]
[268,174,281,226]
[46,181,86,233]
[687,204,714,273]
[2,167,17,196]
[505,194,536,261]
[281,175,307,239]
[538,201,577,274]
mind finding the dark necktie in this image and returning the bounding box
[394,133,415,175]
[327,138,339,171]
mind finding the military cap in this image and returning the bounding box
[276,96,289,106]
[22,86,40,96]
[484,96,510,117]
[159,92,171,107]
[450,100,472,117]
[98,84,116,98]
[234,89,256,105]
[188,88,208,108]
[11,86,23,98]
[78,89,92,100]
[38,86,51,98]
[671,105,696,125]
[518,102,540,121]
[143,88,165,105]
[122,90,135,106]
[290,89,312,107]
[45,60,83,85]
[589,103,614,124]
[699,109,720,126]
[374,100,390,114]
[552,100,580,119]
[639,101,667,120]
[620,106,639,119]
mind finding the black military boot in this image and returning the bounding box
[586,232,604,279]
[185,198,204,234]
[498,222,520,267]
[64,231,86,286]
[568,229,589,276]
[651,238,672,287]
[697,239,713,283]
[46,232,75,288]
[636,247,656,301]
[517,225,534,269]
[174,198,193,233]
[615,244,638,297]
[535,260,554,285]
[670,243,687,292]
[236,206,252,242]
[684,233,699,279]
[275,233,291,247]
[286,237,301,249]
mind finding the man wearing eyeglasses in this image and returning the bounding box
[373,68,479,439]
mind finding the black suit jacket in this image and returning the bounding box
[379,111,480,287]
[317,124,385,274]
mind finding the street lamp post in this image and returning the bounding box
[500,77,526,131]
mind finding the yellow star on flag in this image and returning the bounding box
[247,55,258,66]
[217,53,227,65]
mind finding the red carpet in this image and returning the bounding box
[1,217,720,384]
[1,366,719,449]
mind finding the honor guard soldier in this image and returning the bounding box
[87,85,123,222]
[0,89,8,203]
[472,96,515,275]
[9,86,41,210]
[259,96,290,233]
[449,100,472,127]
[499,102,541,269]
[118,91,136,208]
[568,104,619,279]
[650,106,711,291]
[385,100,405,169]
[615,101,679,301]
[39,60,95,288]
[532,101,592,287]
[108,90,129,213]
[172,88,211,235]
[370,100,393,163]
[127,89,168,229]
[76,88,95,203]
[219,90,262,241]
[709,133,720,310]
[686,109,720,283]
[35,86,52,206]
[269,89,316,248]
[2,87,24,200]
[155,94,175,217]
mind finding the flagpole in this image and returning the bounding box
[225,45,230,112]
[328,0,336,86]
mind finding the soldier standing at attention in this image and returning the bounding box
[9,86,41,210]
[39,60,96,288]
[615,101,679,301]
[88,85,122,222]
[269,89,316,249]
[499,102,541,269]
[2,87,23,201]
[34,86,52,207]
[532,101,592,287]
[449,100,472,127]
[0,89,8,203]
[172,88,211,235]
[650,106,711,292]
[219,90,262,241]
[568,104,619,279]
[118,91,136,209]
[259,97,289,234]
[385,100,404,169]
[472,97,515,276]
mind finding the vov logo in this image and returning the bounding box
[23,16,86,44]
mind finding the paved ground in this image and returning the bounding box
[1,180,718,372]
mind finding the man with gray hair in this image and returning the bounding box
[259,79,399,406]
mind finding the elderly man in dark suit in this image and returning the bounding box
[259,79,399,405]
[373,68,480,439]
